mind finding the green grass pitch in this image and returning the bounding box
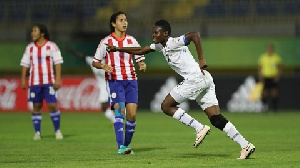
[0,110,299,167]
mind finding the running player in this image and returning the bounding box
[20,24,63,140]
[63,46,115,122]
[106,19,255,159]
[92,11,146,154]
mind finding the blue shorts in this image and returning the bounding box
[28,84,57,103]
[107,80,138,106]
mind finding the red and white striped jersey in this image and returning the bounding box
[20,40,63,86]
[93,33,145,80]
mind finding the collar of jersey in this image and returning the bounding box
[111,33,126,42]
[35,40,48,47]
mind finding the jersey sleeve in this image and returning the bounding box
[167,34,188,50]
[85,56,93,66]
[52,43,63,65]
[276,55,282,64]
[150,43,163,52]
[132,38,145,62]
[20,45,31,67]
[93,39,106,63]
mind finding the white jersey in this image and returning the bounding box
[85,56,108,103]
[150,34,202,79]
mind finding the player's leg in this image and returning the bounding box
[270,79,279,112]
[45,84,63,140]
[99,78,115,122]
[199,83,255,159]
[123,80,138,154]
[108,80,127,153]
[29,85,43,140]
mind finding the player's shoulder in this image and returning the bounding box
[99,34,113,44]
[26,42,35,48]
[126,34,138,41]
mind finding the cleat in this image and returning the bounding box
[118,145,131,154]
[238,143,255,159]
[55,130,63,140]
[193,125,211,148]
[33,131,41,140]
[126,146,135,154]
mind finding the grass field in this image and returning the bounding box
[0,110,299,168]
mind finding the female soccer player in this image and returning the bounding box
[106,19,255,159]
[92,11,146,154]
[20,24,63,140]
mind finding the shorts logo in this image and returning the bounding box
[112,92,117,98]
[30,92,35,98]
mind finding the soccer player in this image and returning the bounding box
[63,46,115,123]
[92,11,147,154]
[106,19,255,159]
[20,24,63,140]
[258,44,282,112]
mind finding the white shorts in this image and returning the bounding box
[95,70,109,103]
[170,71,219,110]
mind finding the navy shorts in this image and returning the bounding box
[107,80,138,106]
[264,78,278,89]
[28,84,57,103]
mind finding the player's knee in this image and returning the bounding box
[210,114,228,130]
[114,102,125,118]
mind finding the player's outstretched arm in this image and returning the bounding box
[63,46,86,60]
[106,44,153,55]
[185,32,207,70]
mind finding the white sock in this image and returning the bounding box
[223,122,249,148]
[172,108,204,132]
[105,109,115,123]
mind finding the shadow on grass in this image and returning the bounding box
[177,153,230,158]
[133,147,166,152]
[40,134,74,139]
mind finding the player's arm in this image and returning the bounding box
[21,66,29,89]
[54,64,62,89]
[184,32,207,70]
[64,46,86,59]
[92,61,113,73]
[106,44,153,55]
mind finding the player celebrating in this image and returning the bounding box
[106,19,255,159]
[63,46,115,123]
[20,24,63,140]
[92,11,146,154]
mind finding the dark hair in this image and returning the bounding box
[34,24,50,40]
[110,11,126,33]
[155,19,171,36]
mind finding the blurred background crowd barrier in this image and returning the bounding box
[0,0,299,111]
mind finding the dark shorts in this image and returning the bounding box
[28,84,57,103]
[263,78,278,89]
[107,80,138,106]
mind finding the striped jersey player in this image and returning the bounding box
[92,11,146,155]
[20,24,63,141]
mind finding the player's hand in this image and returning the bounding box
[54,79,61,90]
[199,59,207,75]
[138,61,147,72]
[102,64,113,73]
[21,79,27,89]
[105,44,117,52]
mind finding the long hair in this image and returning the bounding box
[34,24,50,40]
[109,11,126,33]
[155,19,171,36]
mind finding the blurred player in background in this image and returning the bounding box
[258,44,282,112]
[63,46,115,123]
[20,24,63,140]
[106,19,255,159]
[92,11,146,154]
